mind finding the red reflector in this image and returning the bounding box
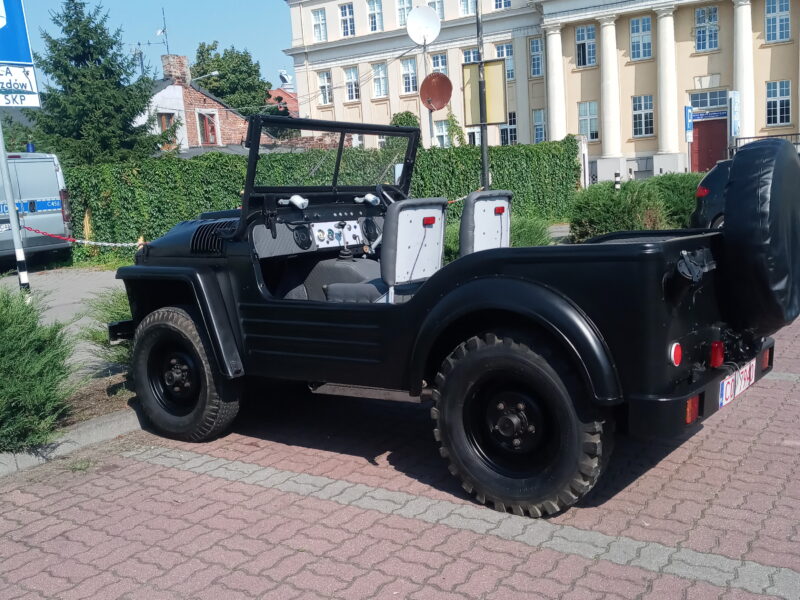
[696,185,711,198]
[709,341,724,368]
[494,206,505,215]
[761,348,772,370]
[422,216,436,226]
[59,189,69,202]
[7,154,20,159]
[669,342,682,367]
[686,395,700,424]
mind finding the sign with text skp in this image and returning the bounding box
[0,0,39,107]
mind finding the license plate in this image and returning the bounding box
[719,359,756,408]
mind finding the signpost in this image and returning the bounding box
[0,0,39,293]
[685,106,693,173]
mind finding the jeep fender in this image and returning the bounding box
[117,266,244,379]
[408,277,622,404]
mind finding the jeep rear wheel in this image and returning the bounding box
[430,334,612,517]
[133,306,240,441]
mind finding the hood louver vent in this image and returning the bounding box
[190,220,236,254]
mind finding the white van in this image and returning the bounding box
[0,152,72,258]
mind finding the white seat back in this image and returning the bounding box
[459,191,513,257]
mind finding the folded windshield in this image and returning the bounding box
[247,117,417,192]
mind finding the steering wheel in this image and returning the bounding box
[375,183,409,208]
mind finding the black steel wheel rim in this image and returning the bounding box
[146,330,202,417]
[463,374,561,479]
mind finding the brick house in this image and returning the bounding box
[266,87,299,118]
[136,55,251,154]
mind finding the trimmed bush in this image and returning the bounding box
[644,172,704,228]
[569,180,668,243]
[65,137,581,263]
[444,213,552,263]
[80,289,133,367]
[0,288,73,452]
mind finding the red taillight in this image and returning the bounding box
[686,395,700,424]
[669,342,682,367]
[494,206,506,215]
[59,189,71,223]
[7,154,20,159]
[422,216,436,226]
[761,348,772,370]
[696,185,711,198]
[709,341,725,368]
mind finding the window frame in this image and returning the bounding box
[575,24,597,68]
[434,120,451,147]
[500,112,518,145]
[532,108,546,143]
[629,16,652,60]
[694,7,719,52]
[401,57,418,94]
[196,110,220,146]
[766,0,791,43]
[367,0,383,32]
[398,0,412,26]
[494,0,511,9]
[340,3,355,37]
[632,94,655,137]
[463,48,481,64]
[428,0,444,19]
[529,37,543,77]
[344,66,360,102]
[372,63,388,98]
[318,71,333,105]
[690,89,728,110]
[766,79,791,126]
[432,53,448,75]
[312,8,327,43]
[578,101,600,141]
[495,42,515,81]
[460,0,477,17]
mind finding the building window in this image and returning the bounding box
[398,0,412,26]
[532,108,546,143]
[312,9,327,42]
[500,112,517,145]
[434,120,451,147]
[576,25,596,67]
[632,95,654,137]
[690,90,728,109]
[197,112,218,145]
[428,0,444,19]
[378,135,386,148]
[495,0,511,8]
[467,127,481,146]
[695,7,719,52]
[318,71,332,104]
[372,63,388,97]
[578,101,599,141]
[496,43,514,80]
[460,0,477,16]
[401,58,418,94]
[158,112,175,132]
[463,48,481,64]
[630,16,652,60]
[344,66,360,101]
[766,0,790,43]
[767,80,791,125]
[340,3,355,37]
[367,0,383,32]
[352,134,363,148]
[530,37,543,77]
[432,53,448,75]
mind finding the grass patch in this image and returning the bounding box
[0,288,74,453]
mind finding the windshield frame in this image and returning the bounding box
[243,115,420,197]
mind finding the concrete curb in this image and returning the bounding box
[0,408,143,478]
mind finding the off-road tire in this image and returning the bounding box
[133,306,240,442]
[430,333,613,517]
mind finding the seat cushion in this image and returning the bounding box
[324,278,389,303]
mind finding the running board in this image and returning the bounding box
[311,383,420,403]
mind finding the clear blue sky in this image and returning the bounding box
[25,0,293,86]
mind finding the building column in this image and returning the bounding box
[599,16,621,158]
[544,24,567,140]
[653,6,685,174]
[513,35,531,144]
[733,0,756,138]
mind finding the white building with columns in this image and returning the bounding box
[284,0,800,180]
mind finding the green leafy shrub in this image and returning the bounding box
[644,172,704,228]
[444,219,460,264]
[0,289,73,452]
[569,180,668,243]
[80,289,133,367]
[511,215,552,248]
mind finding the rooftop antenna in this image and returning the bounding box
[156,7,170,55]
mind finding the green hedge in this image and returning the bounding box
[643,172,704,228]
[66,137,580,262]
[444,214,552,263]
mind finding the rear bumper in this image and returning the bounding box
[628,337,775,438]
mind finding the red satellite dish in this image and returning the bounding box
[419,73,453,112]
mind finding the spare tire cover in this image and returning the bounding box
[723,138,800,336]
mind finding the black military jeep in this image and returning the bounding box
[111,116,800,517]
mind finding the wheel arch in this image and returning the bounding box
[408,278,623,405]
[118,266,244,379]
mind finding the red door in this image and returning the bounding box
[692,119,728,172]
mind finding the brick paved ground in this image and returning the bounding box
[2,321,799,598]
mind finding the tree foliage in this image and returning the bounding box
[193,41,273,116]
[390,111,420,128]
[30,0,168,165]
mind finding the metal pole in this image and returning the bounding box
[0,119,29,292]
[476,4,490,189]
[423,41,435,147]
[161,7,170,56]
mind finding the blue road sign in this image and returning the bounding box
[0,0,34,65]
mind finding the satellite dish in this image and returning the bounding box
[407,6,441,46]
[419,73,453,111]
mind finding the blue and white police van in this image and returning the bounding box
[0,152,71,258]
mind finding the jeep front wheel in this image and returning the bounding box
[430,333,612,517]
[132,306,240,441]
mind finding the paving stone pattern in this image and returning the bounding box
[2,319,800,598]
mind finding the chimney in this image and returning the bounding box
[162,55,191,86]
